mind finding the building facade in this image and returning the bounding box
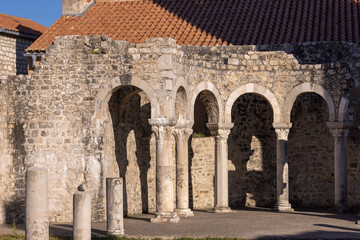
[1,0,360,223]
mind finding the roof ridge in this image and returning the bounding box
[0,12,31,21]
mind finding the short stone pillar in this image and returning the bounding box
[73,192,91,240]
[273,123,293,212]
[106,178,124,235]
[149,118,180,223]
[207,123,233,213]
[26,167,49,240]
[174,122,194,217]
[328,122,350,213]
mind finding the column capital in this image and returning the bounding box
[274,128,290,141]
[149,118,177,127]
[272,122,292,129]
[206,123,233,140]
[173,128,193,142]
[326,121,353,129]
[329,128,349,141]
[149,118,177,140]
[273,123,292,141]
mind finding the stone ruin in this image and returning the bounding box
[0,35,359,224]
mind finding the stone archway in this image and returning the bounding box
[225,83,281,124]
[288,92,334,208]
[283,83,335,123]
[227,93,277,209]
[92,76,160,216]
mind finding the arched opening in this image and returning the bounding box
[189,90,219,210]
[107,85,154,215]
[228,93,276,208]
[289,92,334,208]
[175,86,188,121]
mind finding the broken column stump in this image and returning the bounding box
[73,191,91,240]
[106,178,124,235]
[25,167,49,240]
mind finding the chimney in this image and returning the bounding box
[62,0,94,16]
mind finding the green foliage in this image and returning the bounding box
[192,131,205,138]
[90,49,100,54]
[11,220,24,239]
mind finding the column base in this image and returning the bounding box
[333,203,350,213]
[175,208,194,217]
[213,206,232,213]
[106,230,124,236]
[150,212,180,223]
[273,203,294,212]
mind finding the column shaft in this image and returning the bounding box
[149,118,179,223]
[106,178,124,235]
[175,128,194,217]
[207,123,233,213]
[331,128,349,212]
[73,192,91,240]
[274,127,293,212]
[25,167,49,240]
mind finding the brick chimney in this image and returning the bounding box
[62,0,93,16]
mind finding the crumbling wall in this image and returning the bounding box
[2,36,359,222]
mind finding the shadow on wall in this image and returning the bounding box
[109,86,152,215]
[228,94,276,209]
[15,38,30,75]
[288,93,334,208]
[5,120,27,223]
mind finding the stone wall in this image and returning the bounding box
[2,36,360,222]
[190,137,215,209]
[228,94,276,208]
[0,34,32,76]
[288,93,334,208]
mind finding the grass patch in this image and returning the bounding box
[0,236,247,240]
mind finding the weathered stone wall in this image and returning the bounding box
[228,94,276,208]
[190,137,215,210]
[3,36,360,222]
[288,93,334,208]
[0,34,32,76]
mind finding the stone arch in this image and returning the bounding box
[174,86,188,121]
[190,81,223,123]
[338,97,351,122]
[284,83,335,123]
[225,83,281,123]
[93,76,160,123]
[172,79,192,120]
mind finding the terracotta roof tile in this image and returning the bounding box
[27,0,360,52]
[0,13,47,37]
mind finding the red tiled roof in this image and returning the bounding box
[0,13,47,37]
[27,0,360,52]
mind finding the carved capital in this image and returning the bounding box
[174,128,193,142]
[151,125,174,142]
[330,128,349,141]
[206,123,233,141]
[275,128,290,141]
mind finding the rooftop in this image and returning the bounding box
[0,13,47,37]
[27,0,360,52]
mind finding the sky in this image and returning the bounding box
[0,0,62,27]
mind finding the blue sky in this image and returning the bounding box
[0,0,62,27]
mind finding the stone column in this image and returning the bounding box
[26,167,49,240]
[207,123,233,213]
[73,192,91,240]
[149,118,179,223]
[273,123,293,212]
[174,124,194,217]
[328,127,349,212]
[106,178,124,235]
